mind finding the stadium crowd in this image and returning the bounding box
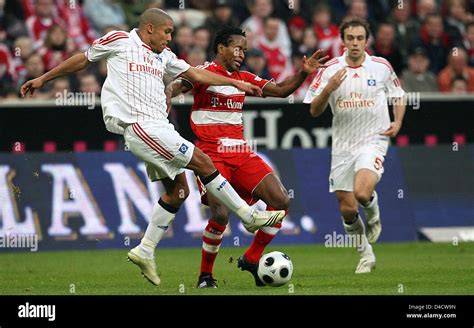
[1,0,474,100]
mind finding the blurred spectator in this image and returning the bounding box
[298,27,318,56]
[1,0,29,43]
[311,4,340,58]
[242,47,272,80]
[56,0,96,51]
[12,36,34,82]
[38,25,74,71]
[415,14,452,73]
[187,47,207,67]
[438,48,474,92]
[445,0,474,45]
[464,22,474,66]
[389,3,421,67]
[204,0,240,34]
[272,0,313,23]
[193,26,212,61]
[25,0,66,49]
[373,22,403,74]
[79,72,101,95]
[18,53,49,97]
[170,25,193,61]
[450,75,468,93]
[401,47,438,92]
[166,7,207,29]
[0,42,16,85]
[369,0,392,25]
[241,0,291,59]
[288,16,306,55]
[416,0,437,24]
[83,0,127,34]
[49,77,70,98]
[256,16,292,82]
[346,0,369,22]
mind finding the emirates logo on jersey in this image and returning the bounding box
[336,92,375,109]
[129,62,163,78]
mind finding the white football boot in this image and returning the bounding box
[364,191,382,243]
[243,209,287,233]
[127,246,161,285]
[355,252,376,274]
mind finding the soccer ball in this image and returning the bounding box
[257,251,293,287]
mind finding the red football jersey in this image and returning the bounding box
[188,61,271,152]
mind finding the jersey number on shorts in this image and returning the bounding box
[374,157,383,171]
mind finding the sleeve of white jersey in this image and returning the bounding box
[84,31,126,62]
[303,68,329,104]
[385,70,405,98]
[164,50,191,78]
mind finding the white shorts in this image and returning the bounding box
[329,142,388,192]
[124,121,195,181]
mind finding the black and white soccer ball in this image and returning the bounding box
[257,251,293,287]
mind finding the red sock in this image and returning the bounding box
[244,206,284,263]
[200,219,226,274]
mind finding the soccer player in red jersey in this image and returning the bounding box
[167,26,328,288]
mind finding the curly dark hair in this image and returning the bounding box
[213,26,246,54]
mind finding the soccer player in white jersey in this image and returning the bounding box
[20,8,286,286]
[303,19,406,273]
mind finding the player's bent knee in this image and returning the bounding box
[189,148,215,177]
[354,190,371,205]
[340,204,358,218]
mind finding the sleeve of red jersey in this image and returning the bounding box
[240,70,274,96]
[85,31,128,62]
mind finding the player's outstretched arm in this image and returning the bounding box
[21,53,90,97]
[310,68,347,117]
[181,66,263,97]
[263,49,329,98]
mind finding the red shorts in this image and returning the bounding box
[197,150,273,206]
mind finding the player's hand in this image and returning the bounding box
[326,68,347,93]
[234,81,263,97]
[302,49,330,74]
[382,121,402,137]
[20,77,45,97]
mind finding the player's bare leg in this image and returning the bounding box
[336,191,375,273]
[238,174,290,286]
[354,169,381,243]
[128,173,189,286]
[197,192,229,288]
[186,148,286,231]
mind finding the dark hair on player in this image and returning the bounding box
[339,18,370,40]
[213,25,246,54]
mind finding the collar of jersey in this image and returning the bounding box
[130,28,154,52]
[343,51,371,68]
[212,61,233,76]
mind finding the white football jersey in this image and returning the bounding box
[85,29,190,134]
[303,52,405,155]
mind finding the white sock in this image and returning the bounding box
[342,214,372,256]
[360,191,376,209]
[204,173,253,223]
[138,201,176,258]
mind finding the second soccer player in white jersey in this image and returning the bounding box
[304,19,406,273]
[20,9,286,286]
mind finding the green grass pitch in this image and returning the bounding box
[0,242,473,295]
